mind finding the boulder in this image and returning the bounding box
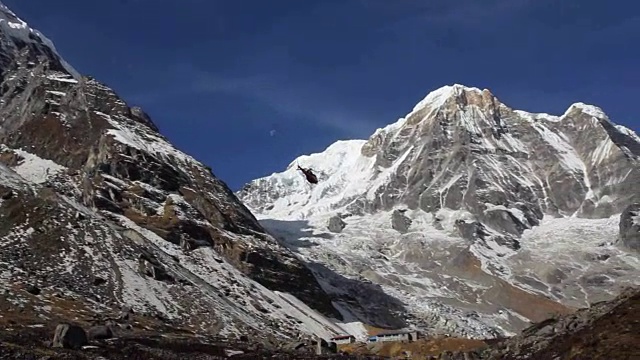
[52,323,88,349]
[455,220,486,241]
[118,307,134,321]
[327,215,346,233]
[26,285,41,295]
[391,209,412,233]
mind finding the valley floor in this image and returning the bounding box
[2,287,640,359]
[256,208,640,338]
[338,336,489,359]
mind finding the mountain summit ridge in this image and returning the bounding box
[237,82,640,336]
[239,82,640,223]
[365,83,628,159]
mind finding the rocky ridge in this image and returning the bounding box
[0,0,371,344]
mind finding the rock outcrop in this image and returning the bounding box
[391,209,412,233]
[52,324,88,349]
[618,203,640,251]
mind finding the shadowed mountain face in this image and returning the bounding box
[237,84,640,337]
[0,1,369,342]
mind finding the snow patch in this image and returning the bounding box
[365,147,413,201]
[46,74,79,84]
[591,139,616,165]
[484,204,528,226]
[632,211,640,226]
[258,209,510,338]
[45,90,66,96]
[564,102,608,120]
[110,214,351,339]
[116,258,180,319]
[0,162,29,190]
[246,139,376,219]
[615,125,640,144]
[96,111,201,166]
[10,149,66,184]
[413,84,482,113]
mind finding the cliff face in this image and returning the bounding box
[0,1,344,340]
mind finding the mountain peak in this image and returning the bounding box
[0,1,80,79]
[239,83,640,224]
[237,82,640,339]
[365,84,501,155]
[564,102,609,120]
[412,84,487,112]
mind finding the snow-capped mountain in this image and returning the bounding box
[237,84,640,337]
[2,0,639,346]
[0,2,372,344]
[0,1,79,79]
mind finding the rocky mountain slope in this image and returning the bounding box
[481,286,640,360]
[237,84,640,337]
[363,286,640,359]
[0,1,371,344]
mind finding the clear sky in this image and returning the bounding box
[5,0,639,190]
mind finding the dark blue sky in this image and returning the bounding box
[6,0,639,190]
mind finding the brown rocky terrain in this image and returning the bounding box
[0,277,382,359]
[0,68,338,319]
[481,286,640,360]
[336,286,640,359]
[0,67,351,335]
[0,0,377,350]
[339,336,489,359]
[2,287,639,358]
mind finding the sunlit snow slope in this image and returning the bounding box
[237,84,640,337]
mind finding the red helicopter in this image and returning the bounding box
[297,164,318,184]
